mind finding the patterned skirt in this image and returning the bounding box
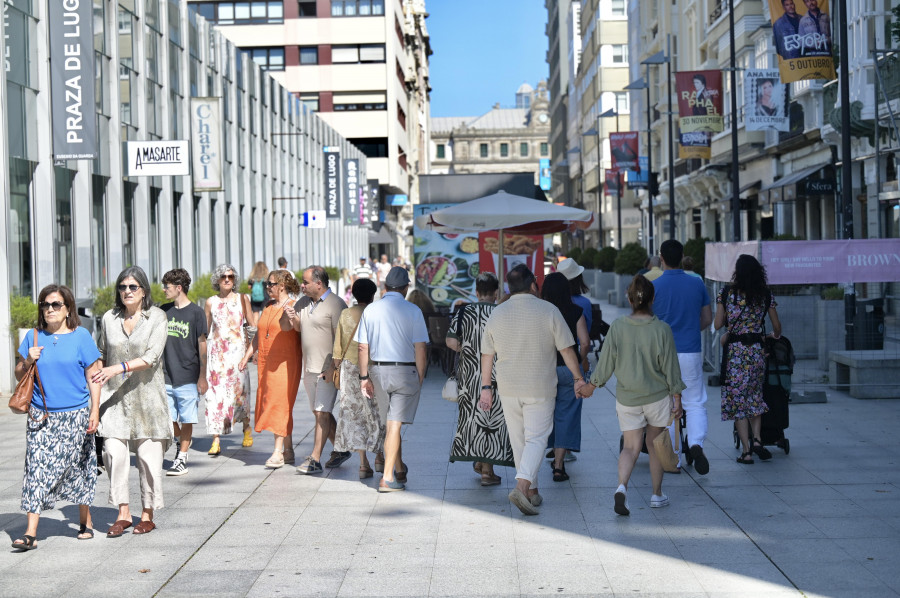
[334,360,385,453]
[22,405,97,514]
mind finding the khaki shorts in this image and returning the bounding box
[616,396,673,432]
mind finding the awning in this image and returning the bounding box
[739,180,761,197]
[368,227,394,245]
[760,165,828,192]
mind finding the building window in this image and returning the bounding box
[200,1,284,24]
[299,93,319,112]
[397,102,406,130]
[332,44,386,63]
[245,47,284,71]
[612,44,628,64]
[480,143,488,158]
[520,142,529,157]
[540,142,549,156]
[399,145,407,170]
[298,0,317,16]
[436,144,445,159]
[332,0,384,16]
[299,46,318,65]
[348,138,389,158]
[611,0,625,15]
[615,91,630,114]
[500,143,509,157]
[333,91,387,111]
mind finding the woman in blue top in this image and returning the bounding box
[11,285,102,550]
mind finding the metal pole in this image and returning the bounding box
[667,34,676,239]
[839,0,853,240]
[646,64,655,255]
[617,173,623,249]
[729,0,740,241]
[596,125,602,246]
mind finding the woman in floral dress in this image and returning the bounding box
[205,264,256,455]
[714,255,782,464]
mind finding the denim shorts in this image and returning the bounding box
[166,384,200,424]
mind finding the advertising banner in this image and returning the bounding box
[605,170,622,196]
[412,204,481,309]
[627,156,649,189]
[679,130,711,160]
[745,69,788,131]
[342,158,359,226]
[705,241,761,282]
[366,179,380,224]
[769,0,836,83]
[359,182,369,227]
[609,132,640,172]
[478,231,545,290]
[675,70,723,133]
[190,98,223,191]
[539,158,551,191]
[127,141,190,176]
[49,0,97,160]
[762,239,900,284]
[324,147,341,219]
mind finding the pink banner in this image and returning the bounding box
[705,241,760,282]
[762,239,900,284]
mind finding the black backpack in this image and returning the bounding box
[765,335,795,374]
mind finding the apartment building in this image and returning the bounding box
[546,0,574,214]
[189,0,432,259]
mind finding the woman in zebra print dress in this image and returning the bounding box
[446,273,514,485]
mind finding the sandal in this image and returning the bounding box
[480,472,501,486]
[265,449,285,469]
[374,456,385,473]
[133,520,156,535]
[77,524,94,540]
[242,429,254,447]
[208,439,221,457]
[11,535,37,551]
[359,465,374,479]
[552,466,569,482]
[106,519,133,538]
[751,438,773,461]
[736,451,755,465]
[395,464,409,483]
[473,462,483,475]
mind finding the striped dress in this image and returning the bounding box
[448,303,514,467]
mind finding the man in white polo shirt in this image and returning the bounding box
[479,264,586,515]
[356,266,429,492]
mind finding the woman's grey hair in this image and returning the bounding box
[211,263,239,291]
[114,266,153,313]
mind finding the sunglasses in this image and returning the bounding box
[221,274,236,281]
[39,301,65,311]
[118,284,141,293]
[264,281,279,288]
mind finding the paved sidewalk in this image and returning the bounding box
[1,298,899,597]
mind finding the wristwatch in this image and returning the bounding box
[359,374,369,380]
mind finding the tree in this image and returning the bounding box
[614,243,648,275]
[597,247,618,272]
[683,237,711,277]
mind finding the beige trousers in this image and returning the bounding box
[498,394,555,486]
[103,438,165,510]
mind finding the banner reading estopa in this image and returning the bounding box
[745,69,789,132]
[609,132,640,173]
[190,98,224,191]
[769,0,836,83]
[675,70,723,134]
[49,0,97,160]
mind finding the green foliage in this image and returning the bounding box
[822,286,845,300]
[614,242,648,275]
[150,283,167,306]
[596,247,618,272]
[324,266,340,285]
[187,273,217,303]
[683,237,711,277]
[238,280,251,295]
[93,282,170,316]
[567,246,583,264]
[9,295,38,332]
[579,247,600,269]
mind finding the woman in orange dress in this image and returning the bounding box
[239,270,302,468]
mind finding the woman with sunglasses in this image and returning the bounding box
[205,264,255,455]
[11,286,102,551]
[92,266,170,537]
[239,270,302,468]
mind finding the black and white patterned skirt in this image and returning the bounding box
[22,405,97,514]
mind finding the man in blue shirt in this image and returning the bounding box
[652,240,712,475]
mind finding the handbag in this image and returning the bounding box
[8,328,49,422]
[333,317,361,390]
[651,412,681,473]
[239,293,257,348]
[442,305,467,403]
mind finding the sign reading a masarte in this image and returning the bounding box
[127,141,190,176]
[49,0,97,160]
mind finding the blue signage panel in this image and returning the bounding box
[539,158,551,191]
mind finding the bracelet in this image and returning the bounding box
[481,385,493,390]
[573,376,582,382]
[359,374,369,380]
[121,362,127,372]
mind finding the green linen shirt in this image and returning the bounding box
[589,315,686,407]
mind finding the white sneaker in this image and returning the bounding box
[167,453,189,476]
[614,484,629,516]
[650,493,669,508]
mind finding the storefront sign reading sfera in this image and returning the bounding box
[190,98,224,191]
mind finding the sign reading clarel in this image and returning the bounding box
[49,0,97,160]
[190,98,223,191]
[126,141,190,176]
[324,147,341,220]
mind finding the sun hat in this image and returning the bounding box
[557,258,585,280]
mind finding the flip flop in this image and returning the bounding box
[77,524,94,540]
[106,519,132,538]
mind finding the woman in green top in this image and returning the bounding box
[577,275,685,516]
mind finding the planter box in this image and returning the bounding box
[817,300,845,369]
[773,295,817,359]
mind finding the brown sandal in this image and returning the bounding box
[133,520,156,535]
[106,519,132,538]
[480,473,501,486]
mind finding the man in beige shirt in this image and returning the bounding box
[294,266,348,474]
[479,264,586,515]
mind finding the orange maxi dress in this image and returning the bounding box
[254,303,302,437]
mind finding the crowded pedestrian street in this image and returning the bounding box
[1,297,898,598]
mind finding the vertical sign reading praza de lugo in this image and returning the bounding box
[49,0,97,160]
[190,98,224,192]
[324,147,341,220]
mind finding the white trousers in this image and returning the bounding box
[499,394,555,487]
[669,352,708,463]
[103,438,165,510]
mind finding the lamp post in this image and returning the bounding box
[641,51,672,249]
[625,76,652,253]
[728,0,740,241]
[599,107,622,249]
[582,126,602,246]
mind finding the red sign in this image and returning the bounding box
[675,70,724,133]
[609,132,639,173]
[478,231,545,289]
[605,170,622,196]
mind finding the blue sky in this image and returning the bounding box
[426,0,549,117]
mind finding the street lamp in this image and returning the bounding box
[624,76,653,254]
[581,127,601,246]
[599,107,623,249]
[641,50,673,249]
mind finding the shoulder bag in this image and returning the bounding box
[442,306,467,402]
[239,293,257,348]
[333,314,361,390]
[8,328,49,422]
